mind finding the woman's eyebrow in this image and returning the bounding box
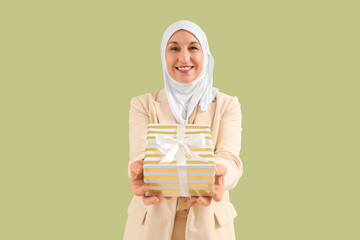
[190,41,200,46]
[167,41,200,45]
[167,41,178,45]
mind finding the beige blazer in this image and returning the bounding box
[124,88,243,240]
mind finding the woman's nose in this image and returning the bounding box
[178,50,190,63]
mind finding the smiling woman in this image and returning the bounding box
[165,30,204,83]
[124,20,243,240]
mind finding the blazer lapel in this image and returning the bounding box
[193,101,216,126]
[153,88,178,124]
[153,88,217,125]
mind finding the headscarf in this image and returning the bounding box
[160,20,219,124]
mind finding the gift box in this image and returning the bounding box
[143,123,216,197]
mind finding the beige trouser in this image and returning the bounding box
[171,198,190,240]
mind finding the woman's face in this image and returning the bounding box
[165,29,204,84]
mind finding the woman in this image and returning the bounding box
[124,20,243,240]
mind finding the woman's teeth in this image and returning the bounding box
[177,66,193,70]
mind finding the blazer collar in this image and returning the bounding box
[153,88,217,125]
[154,88,167,103]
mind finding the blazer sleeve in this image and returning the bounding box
[214,96,243,191]
[127,96,150,178]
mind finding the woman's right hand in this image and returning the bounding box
[130,159,171,205]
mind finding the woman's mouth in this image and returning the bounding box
[176,66,194,73]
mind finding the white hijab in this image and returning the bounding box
[160,20,218,124]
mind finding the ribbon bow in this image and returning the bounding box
[155,133,208,164]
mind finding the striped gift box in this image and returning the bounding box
[143,123,216,197]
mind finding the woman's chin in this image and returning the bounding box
[173,76,197,84]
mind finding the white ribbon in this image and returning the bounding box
[155,133,208,164]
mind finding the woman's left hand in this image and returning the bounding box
[181,164,227,207]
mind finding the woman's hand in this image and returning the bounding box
[130,160,171,205]
[182,164,227,207]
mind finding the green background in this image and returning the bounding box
[1,0,359,239]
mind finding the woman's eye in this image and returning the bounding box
[190,47,198,50]
[170,47,178,51]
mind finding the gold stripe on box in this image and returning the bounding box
[144,160,215,165]
[188,176,214,180]
[144,176,179,180]
[147,125,209,129]
[147,136,212,140]
[188,183,214,187]
[186,168,215,173]
[149,183,180,187]
[144,168,178,172]
[145,148,214,152]
[147,131,211,135]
